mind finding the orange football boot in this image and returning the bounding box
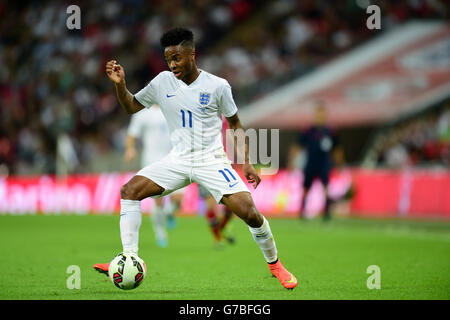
[93,262,110,276]
[268,260,298,289]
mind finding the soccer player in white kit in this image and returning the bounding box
[94,27,297,289]
[125,106,179,247]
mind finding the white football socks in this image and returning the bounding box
[152,204,167,242]
[248,217,278,263]
[119,198,277,263]
[119,199,142,255]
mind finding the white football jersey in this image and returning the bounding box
[134,70,237,166]
[127,106,172,166]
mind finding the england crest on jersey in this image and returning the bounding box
[199,92,211,105]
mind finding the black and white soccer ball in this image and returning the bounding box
[108,253,147,290]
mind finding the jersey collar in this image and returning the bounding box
[175,69,203,87]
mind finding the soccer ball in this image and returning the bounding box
[108,253,147,290]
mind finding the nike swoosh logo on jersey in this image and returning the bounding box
[229,182,238,188]
[166,94,176,98]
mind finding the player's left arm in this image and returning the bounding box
[226,113,261,189]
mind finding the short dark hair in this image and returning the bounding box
[160,27,194,48]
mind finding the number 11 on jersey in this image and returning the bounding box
[180,109,192,128]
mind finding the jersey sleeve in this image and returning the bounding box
[134,73,162,108]
[217,81,238,118]
[127,111,144,138]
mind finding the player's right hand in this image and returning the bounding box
[243,163,261,189]
[106,60,125,84]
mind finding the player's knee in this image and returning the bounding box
[120,184,130,199]
[120,183,139,200]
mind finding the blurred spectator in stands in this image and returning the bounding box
[373,102,450,168]
[0,0,447,175]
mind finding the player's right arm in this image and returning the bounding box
[226,113,261,189]
[106,60,144,114]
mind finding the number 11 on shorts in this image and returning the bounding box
[219,168,238,188]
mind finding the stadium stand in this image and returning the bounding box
[0,0,448,176]
[364,100,449,168]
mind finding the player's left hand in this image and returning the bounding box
[243,163,261,189]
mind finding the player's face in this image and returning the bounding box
[164,45,195,83]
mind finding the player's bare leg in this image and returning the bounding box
[121,175,165,200]
[120,175,165,252]
[221,192,298,289]
[94,176,165,276]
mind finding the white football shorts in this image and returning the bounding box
[135,154,250,203]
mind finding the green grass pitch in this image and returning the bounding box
[0,214,449,300]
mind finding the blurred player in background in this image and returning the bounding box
[95,27,297,289]
[289,102,344,221]
[199,184,234,248]
[124,105,180,247]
